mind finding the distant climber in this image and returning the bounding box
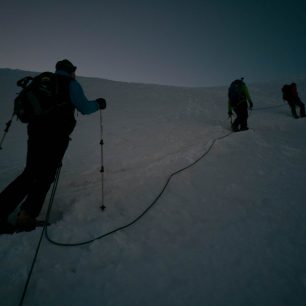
[282,83,305,118]
[228,78,253,132]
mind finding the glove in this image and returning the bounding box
[96,98,106,109]
[249,101,253,110]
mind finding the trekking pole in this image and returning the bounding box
[249,105,253,117]
[0,113,15,150]
[228,114,233,126]
[19,164,62,306]
[99,110,106,211]
[45,164,62,226]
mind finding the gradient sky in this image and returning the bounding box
[1,0,306,87]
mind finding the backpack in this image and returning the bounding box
[228,79,245,107]
[14,72,60,123]
[281,84,292,101]
[290,83,298,98]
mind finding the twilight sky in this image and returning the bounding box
[1,0,306,87]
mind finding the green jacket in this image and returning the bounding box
[228,82,253,113]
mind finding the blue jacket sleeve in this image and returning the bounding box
[69,80,99,114]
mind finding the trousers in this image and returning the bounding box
[0,133,70,219]
[232,102,249,130]
[288,98,305,117]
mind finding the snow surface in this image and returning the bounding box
[1,69,306,306]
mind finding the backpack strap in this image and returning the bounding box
[17,76,33,89]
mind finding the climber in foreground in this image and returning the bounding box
[0,59,106,234]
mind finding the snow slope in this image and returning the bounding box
[1,69,306,306]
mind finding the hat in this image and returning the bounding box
[55,59,77,73]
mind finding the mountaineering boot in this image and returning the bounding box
[299,104,305,117]
[231,124,239,132]
[16,210,37,232]
[0,211,15,234]
[240,126,249,131]
[0,220,15,234]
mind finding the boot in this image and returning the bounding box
[291,109,299,118]
[16,210,36,232]
[240,126,249,131]
[231,123,239,132]
[0,220,15,234]
[299,103,305,117]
